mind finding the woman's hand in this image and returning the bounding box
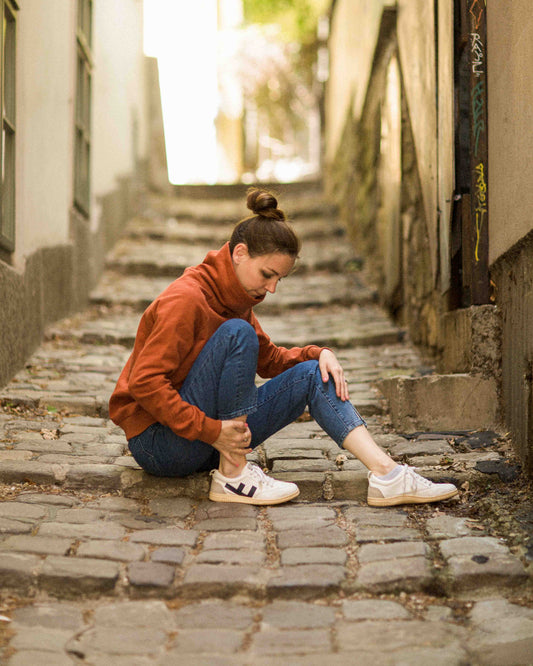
[211,419,252,467]
[319,349,350,401]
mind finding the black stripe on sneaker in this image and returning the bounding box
[225,482,257,498]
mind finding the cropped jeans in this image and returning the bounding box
[128,319,366,477]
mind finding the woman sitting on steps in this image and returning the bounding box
[109,188,458,507]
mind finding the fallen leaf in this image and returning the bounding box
[40,428,59,440]
[335,454,348,468]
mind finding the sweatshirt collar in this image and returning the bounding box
[185,242,264,315]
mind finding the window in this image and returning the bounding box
[0,0,17,253]
[74,0,92,215]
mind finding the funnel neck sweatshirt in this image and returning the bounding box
[109,242,323,444]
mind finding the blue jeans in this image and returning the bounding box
[128,319,366,477]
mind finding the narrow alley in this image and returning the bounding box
[0,183,531,664]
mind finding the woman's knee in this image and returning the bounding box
[299,359,320,373]
[129,424,216,478]
[306,358,339,397]
[218,319,258,352]
[305,359,321,381]
[291,360,322,393]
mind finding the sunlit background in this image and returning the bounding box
[143,0,328,185]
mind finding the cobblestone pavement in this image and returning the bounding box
[0,186,532,664]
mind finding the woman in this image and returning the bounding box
[109,188,458,507]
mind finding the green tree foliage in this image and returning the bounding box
[239,0,331,174]
[243,0,330,44]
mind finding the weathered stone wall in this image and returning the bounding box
[326,11,394,293]
[397,89,443,350]
[491,232,533,475]
[145,57,171,194]
[325,12,443,353]
[325,2,532,474]
[0,176,139,390]
[438,305,502,380]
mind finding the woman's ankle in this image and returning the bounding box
[372,462,399,478]
[219,461,246,478]
[342,426,397,476]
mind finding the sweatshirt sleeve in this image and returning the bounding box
[126,298,221,444]
[249,311,324,378]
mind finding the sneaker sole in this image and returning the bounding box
[367,488,459,507]
[209,487,300,505]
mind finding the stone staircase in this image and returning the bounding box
[0,182,510,503]
[0,184,531,652]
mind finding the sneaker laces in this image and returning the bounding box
[247,463,276,488]
[402,465,434,492]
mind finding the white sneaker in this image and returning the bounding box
[209,463,300,505]
[367,465,459,507]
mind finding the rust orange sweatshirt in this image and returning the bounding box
[109,242,323,444]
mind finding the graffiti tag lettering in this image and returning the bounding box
[471,80,485,157]
[469,0,485,30]
[471,33,484,76]
[473,162,487,262]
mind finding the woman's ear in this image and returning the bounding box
[232,243,250,265]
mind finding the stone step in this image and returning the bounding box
[254,274,376,314]
[146,186,338,223]
[126,215,346,244]
[104,235,357,278]
[0,473,527,604]
[90,272,376,312]
[0,334,419,426]
[257,305,404,348]
[46,303,400,352]
[90,274,174,309]
[3,594,532,663]
[377,374,501,433]
[104,239,211,277]
[0,341,129,418]
[0,382,382,424]
[0,410,513,503]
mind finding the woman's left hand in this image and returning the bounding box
[319,349,349,401]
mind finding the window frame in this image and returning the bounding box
[73,0,93,217]
[0,0,18,254]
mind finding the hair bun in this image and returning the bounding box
[246,187,285,221]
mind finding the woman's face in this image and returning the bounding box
[232,243,295,300]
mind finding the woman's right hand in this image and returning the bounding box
[211,420,252,467]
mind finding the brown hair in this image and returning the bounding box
[229,188,300,258]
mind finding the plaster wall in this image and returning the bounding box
[488,2,533,264]
[15,1,76,266]
[0,0,146,389]
[326,1,454,291]
[436,0,454,293]
[396,0,438,280]
[325,0,386,164]
[92,0,147,215]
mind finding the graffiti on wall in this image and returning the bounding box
[471,33,484,77]
[469,1,487,266]
[469,0,486,31]
[471,79,485,157]
[473,162,487,262]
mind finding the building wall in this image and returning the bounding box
[15,0,75,263]
[90,0,148,251]
[325,1,452,350]
[325,0,533,473]
[492,239,533,473]
[488,2,533,473]
[0,0,147,389]
[396,0,438,281]
[325,1,454,298]
[487,3,533,263]
[92,0,147,208]
[325,0,386,165]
